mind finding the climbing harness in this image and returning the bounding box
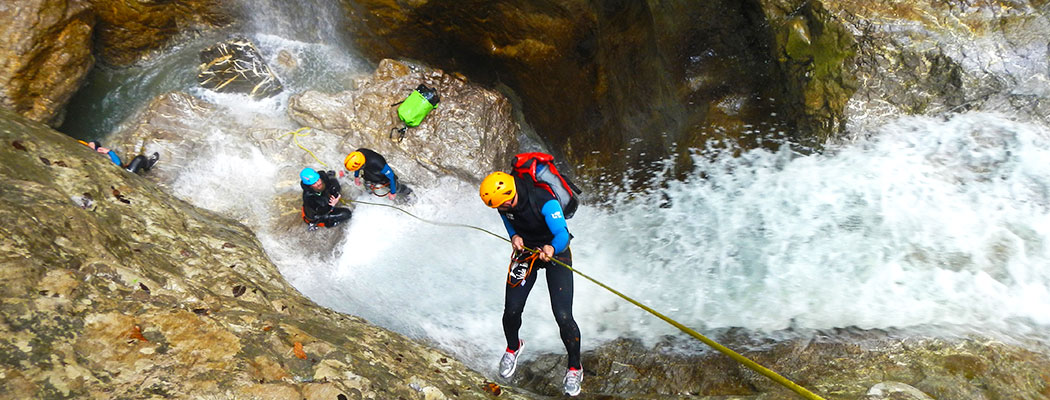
[337,200,826,399]
[366,181,391,197]
[507,250,538,287]
[517,246,826,400]
[280,127,826,400]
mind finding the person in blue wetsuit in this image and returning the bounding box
[479,171,583,397]
[343,148,413,203]
[79,140,159,174]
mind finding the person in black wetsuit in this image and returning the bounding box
[343,148,413,203]
[79,140,159,174]
[299,167,352,230]
[479,171,583,397]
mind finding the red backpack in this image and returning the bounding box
[511,152,582,219]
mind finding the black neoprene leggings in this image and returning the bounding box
[313,207,352,227]
[502,248,581,369]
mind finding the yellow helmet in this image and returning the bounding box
[344,151,365,171]
[480,172,516,208]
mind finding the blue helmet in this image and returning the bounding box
[300,168,320,185]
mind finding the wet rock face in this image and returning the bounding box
[100,58,517,259]
[197,38,284,99]
[91,0,236,66]
[105,60,518,188]
[338,0,1049,186]
[0,108,532,399]
[0,0,95,126]
[338,0,793,184]
[758,0,858,144]
[818,0,1050,137]
[288,59,519,184]
[517,333,1050,398]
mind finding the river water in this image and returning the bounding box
[59,0,1050,377]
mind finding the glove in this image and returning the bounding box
[338,170,345,178]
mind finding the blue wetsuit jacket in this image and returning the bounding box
[352,148,399,194]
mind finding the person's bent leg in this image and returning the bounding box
[503,269,538,350]
[321,207,353,227]
[124,155,148,173]
[395,184,415,204]
[546,250,581,369]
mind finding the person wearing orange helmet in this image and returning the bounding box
[344,148,413,202]
[480,171,582,396]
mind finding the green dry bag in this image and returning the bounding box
[397,90,435,127]
[391,84,440,142]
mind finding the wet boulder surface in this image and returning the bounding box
[0,107,533,399]
[519,330,1050,399]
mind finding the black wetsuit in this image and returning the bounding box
[301,170,352,227]
[82,140,157,174]
[499,176,580,370]
[353,148,411,196]
[124,154,155,174]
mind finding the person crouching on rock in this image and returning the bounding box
[79,140,159,174]
[300,167,352,231]
[343,148,413,203]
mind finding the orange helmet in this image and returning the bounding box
[480,172,516,208]
[344,151,365,171]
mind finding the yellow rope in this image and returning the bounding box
[519,246,826,400]
[346,199,824,399]
[283,127,825,399]
[277,127,331,168]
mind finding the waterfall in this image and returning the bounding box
[64,0,1050,377]
[289,113,1050,374]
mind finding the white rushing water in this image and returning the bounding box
[77,0,1050,376]
[155,93,1050,374]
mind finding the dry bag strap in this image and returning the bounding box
[389,126,407,142]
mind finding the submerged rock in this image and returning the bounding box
[0,107,533,399]
[198,38,284,99]
[866,381,934,400]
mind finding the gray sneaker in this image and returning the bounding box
[563,368,583,397]
[498,340,523,379]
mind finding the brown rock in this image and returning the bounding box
[0,107,534,399]
[519,332,1050,398]
[288,58,519,184]
[91,0,235,66]
[756,0,858,143]
[337,0,1050,188]
[337,0,799,184]
[197,38,284,99]
[0,0,95,126]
